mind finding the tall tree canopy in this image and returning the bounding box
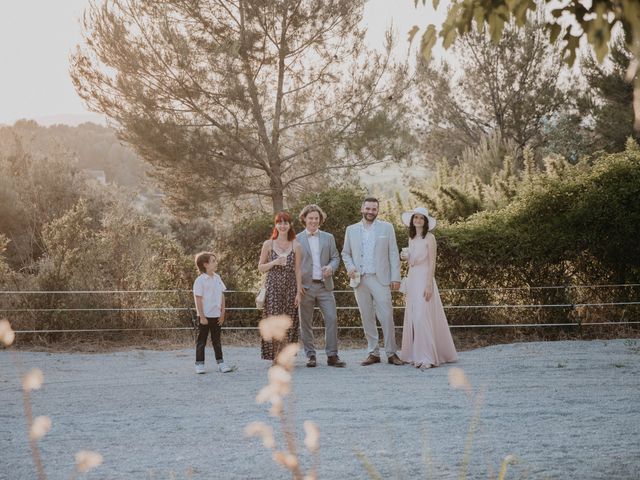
[580,36,639,152]
[415,0,640,130]
[416,16,567,163]
[71,0,410,214]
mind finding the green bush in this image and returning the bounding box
[4,134,639,342]
[433,140,640,327]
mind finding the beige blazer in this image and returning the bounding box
[341,220,401,286]
[297,230,341,291]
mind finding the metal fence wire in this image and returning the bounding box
[0,284,639,335]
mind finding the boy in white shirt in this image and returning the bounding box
[193,252,232,374]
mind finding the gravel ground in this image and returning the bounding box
[1,339,639,480]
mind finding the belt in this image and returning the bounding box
[311,279,324,283]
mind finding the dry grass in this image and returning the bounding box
[10,323,638,354]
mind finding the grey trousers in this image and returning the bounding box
[354,274,397,356]
[299,282,339,357]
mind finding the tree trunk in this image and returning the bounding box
[270,172,284,213]
[271,191,284,213]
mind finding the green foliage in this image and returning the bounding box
[416,14,567,163]
[541,113,591,162]
[415,0,640,130]
[40,199,96,288]
[0,235,13,288]
[579,37,639,153]
[20,198,193,333]
[0,128,89,268]
[168,217,217,255]
[93,202,192,292]
[418,0,639,67]
[411,142,639,329]
[0,125,193,335]
[439,141,640,285]
[409,132,534,222]
[214,213,275,291]
[71,0,412,214]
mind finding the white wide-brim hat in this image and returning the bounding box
[401,207,436,231]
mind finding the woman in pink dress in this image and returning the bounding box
[399,207,457,369]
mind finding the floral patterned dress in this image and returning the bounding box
[261,248,299,360]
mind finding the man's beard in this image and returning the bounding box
[363,213,377,221]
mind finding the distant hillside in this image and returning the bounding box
[0,119,430,205]
[34,113,108,127]
[1,120,148,189]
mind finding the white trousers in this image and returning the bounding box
[354,274,397,356]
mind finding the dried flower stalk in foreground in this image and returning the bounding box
[259,315,292,341]
[273,451,299,470]
[75,450,103,473]
[247,316,319,479]
[29,416,52,441]
[448,367,471,395]
[245,422,275,449]
[276,344,300,370]
[22,369,44,391]
[0,319,15,346]
[303,421,320,453]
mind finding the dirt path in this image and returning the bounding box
[2,339,639,479]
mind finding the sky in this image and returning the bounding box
[0,0,444,126]
[0,0,90,125]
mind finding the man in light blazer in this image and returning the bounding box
[297,204,346,368]
[342,197,403,366]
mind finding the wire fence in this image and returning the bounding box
[1,284,639,335]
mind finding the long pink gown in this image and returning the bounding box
[399,236,458,367]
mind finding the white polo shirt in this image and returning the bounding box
[193,273,226,317]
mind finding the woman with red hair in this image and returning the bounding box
[258,211,303,362]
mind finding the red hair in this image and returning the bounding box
[271,211,296,241]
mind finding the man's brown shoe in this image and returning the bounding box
[387,354,404,366]
[306,355,317,368]
[360,354,381,366]
[327,355,346,368]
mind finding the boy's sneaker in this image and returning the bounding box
[218,362,232,373]
[195,364,205,374]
